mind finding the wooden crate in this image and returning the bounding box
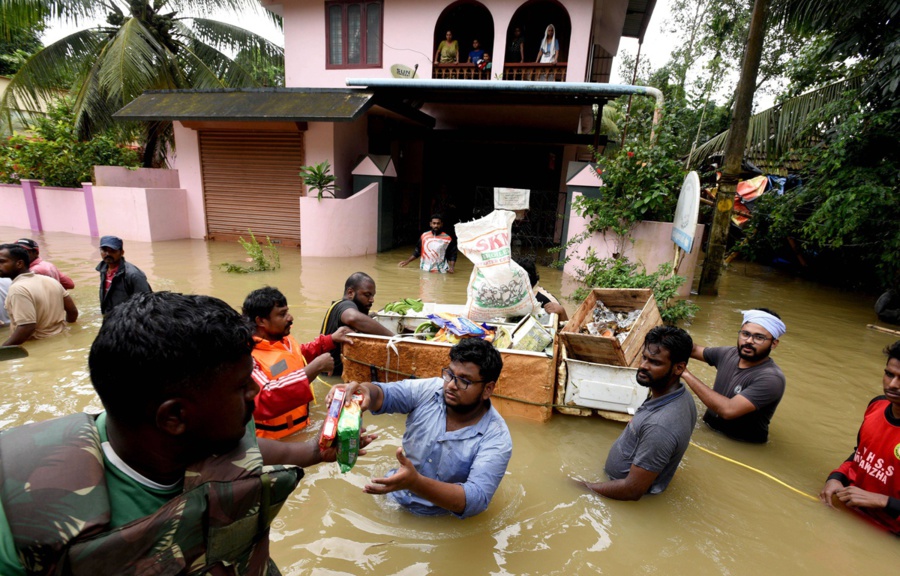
[341,335,558,422]
[559,288,662,367]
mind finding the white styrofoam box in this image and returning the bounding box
[564,358,646,415]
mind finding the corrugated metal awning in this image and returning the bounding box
[113,88,375,122]
[622,0,657,41]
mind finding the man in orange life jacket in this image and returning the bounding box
[243,287,354,440]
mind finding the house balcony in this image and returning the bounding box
[503,63,567,82]
[432,63,493,80]
[431,63,568,82]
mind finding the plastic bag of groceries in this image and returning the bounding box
[455,210,538,321]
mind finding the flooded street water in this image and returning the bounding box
[1,225,899,574]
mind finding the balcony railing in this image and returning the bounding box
[431,62,568,81]
[432,63,493,80]
[503,63,567,82]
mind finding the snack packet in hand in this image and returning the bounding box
[337,399,362,473]
[320,388,346,450]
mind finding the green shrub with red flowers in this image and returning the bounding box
[0,98,140,188]
[573,134,685,240]
[562,121,696,326]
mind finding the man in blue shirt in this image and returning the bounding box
[351,338,512,518]
[580,326,697,500]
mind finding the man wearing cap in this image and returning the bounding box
[15,238,75,289]
[683,308,787,443]
[96,235,151,315]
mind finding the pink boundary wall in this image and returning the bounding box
[563,192,705,298]
[35,185,94,236]
[92,186,190,242]
[0,169,191,242]
[0,183,28,228]
[299,182,378,256]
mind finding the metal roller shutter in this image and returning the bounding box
[199,131,305,246]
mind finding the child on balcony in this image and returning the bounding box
[468,39,485,64]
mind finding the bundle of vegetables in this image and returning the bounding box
[382,298,424,315]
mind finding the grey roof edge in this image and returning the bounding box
[113,89,376,123]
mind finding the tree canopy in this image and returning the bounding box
[614,0,899,288]
[0,17,43,76]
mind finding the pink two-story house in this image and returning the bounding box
[116,0,657,255]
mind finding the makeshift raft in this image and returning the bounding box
[341,289,664,422]
[558,289,662,419]
[342,308,559,422]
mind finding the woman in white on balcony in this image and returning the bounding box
[535,24,559,64]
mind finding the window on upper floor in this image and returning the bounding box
[326,0,383,69]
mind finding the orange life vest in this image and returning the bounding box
[252,336,312,439]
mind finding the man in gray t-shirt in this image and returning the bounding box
[581,326,697,500]
[684,308,786,443]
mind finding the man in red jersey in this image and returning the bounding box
[820,340,900,534]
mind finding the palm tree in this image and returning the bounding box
[688,76,864,166]
[0,0,283,166]
[775,0,898,108]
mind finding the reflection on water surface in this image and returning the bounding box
[1,227,899,574]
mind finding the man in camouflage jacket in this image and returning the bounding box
[0,292,373,575]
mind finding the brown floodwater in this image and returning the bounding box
[1,226,899,574]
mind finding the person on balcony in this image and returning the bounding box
[435,30,459,64]
[477,53,492,74]
[535,24,559,64]
[467,39,484,64]
[508,26,525,63]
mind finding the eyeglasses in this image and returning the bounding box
[738,330,772,344]
[441,367,484,390]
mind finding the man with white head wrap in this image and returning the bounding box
[682,308,786,443]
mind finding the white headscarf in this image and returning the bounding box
[742,310,786,340]
[540,24,558,54]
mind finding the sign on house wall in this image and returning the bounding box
[494,187,530,210]
[671,171,700,252]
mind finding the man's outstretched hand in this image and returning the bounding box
[364,447,420,495]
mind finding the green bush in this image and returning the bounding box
[299,160,339,200]
[562,120,697,326]
[0,98,140,187]
[219,230,281,274]
[740,105,899,288]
